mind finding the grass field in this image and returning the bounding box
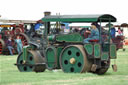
[0,46,128,85]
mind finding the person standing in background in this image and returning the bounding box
[7,36,14,55]
[15,36,23,54]
[117,27,123,36]
[110,26,116,38]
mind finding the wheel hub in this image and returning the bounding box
[70,58,76,64]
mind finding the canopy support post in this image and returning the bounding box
[100,19,102,44]
[108,18,111,43]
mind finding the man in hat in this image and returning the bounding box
[83,23,99,43]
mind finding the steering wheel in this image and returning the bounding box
[80,28,90,38]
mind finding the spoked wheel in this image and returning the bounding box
[60,45,91,73]
[94,59,110,75]
[16,50,46,72]
[0,39,5,54]
[15,33,29,46]
[14,27,24,34]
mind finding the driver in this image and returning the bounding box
[83,23,99,43]
[34,20,43,31]
[33,20,43,37]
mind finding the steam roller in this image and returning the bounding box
[16,50,46,72]
[60,45,92,73]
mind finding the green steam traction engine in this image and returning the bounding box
[15,12,117,74]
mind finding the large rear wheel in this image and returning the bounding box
[0,39,5,54]
[60,45,91,73]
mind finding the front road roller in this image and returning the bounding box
[16,50,46,72]
[60,45,92,73]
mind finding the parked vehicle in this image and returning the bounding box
[0,24,29,54]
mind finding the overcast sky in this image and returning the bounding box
[0,0,128,24]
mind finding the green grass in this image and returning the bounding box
[0,46,128,85]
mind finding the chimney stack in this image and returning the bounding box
[44,11,51,16]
